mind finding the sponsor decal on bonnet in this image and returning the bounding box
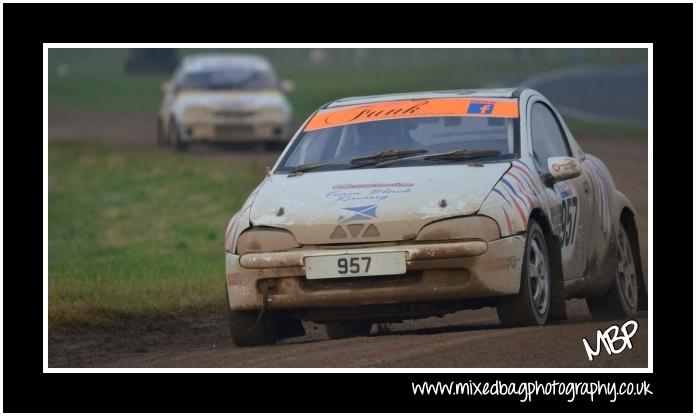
[332,182,414,190]
[327,183,414,202]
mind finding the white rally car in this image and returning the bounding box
[224,89,647,346]
[157,54,293,150]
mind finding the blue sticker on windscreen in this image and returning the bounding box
[467,102,495,115]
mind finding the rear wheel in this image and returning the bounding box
[326,321,372,340]
[497,219,551,326]
[264,141,283,152]
[587,222,641,320]
[156,118,166,147]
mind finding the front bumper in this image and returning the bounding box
[226,235,526,311]
[180,120,290,142]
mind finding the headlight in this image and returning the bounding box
[416,216,501,242]
[236,227,299,255]
[184,107,209,119]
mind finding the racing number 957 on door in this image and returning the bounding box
[304,252,407,279]
[561,196,578,247]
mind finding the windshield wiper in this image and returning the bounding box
[374,148,501,168]
[350,148,428,166]
[423,148,501,162]
[287,160,330,177]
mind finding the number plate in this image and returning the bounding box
[304,252,407,280]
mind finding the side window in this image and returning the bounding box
[530,102,571,173]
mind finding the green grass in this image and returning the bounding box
[49,72,169,114]
[565,117,648,138]
[48,142,266,329]
[48,48,648,121]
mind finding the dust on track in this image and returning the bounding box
[49,302,647,368]
[48,106,648,368]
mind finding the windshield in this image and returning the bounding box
[176,69,277,91]
[276,101,519,174]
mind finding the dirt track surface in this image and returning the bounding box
[49,105,157,147]
[50,303,647,368]
[48,107,648,368]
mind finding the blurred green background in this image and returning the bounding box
[48,48,648,122]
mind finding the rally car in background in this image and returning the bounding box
[224,88,647,346]
[157,54,293,150]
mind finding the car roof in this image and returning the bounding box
[325,88,521,108]
[180,54,272,73]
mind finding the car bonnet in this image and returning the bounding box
[248,163,510,244]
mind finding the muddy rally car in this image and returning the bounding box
[157,54,292,150]
[224,88,646,346]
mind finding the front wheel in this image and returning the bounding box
[587,222,642,320]
[225,287,277,346]
[497,219,551,327]
[168,118,188,152]
[225,286,306,346]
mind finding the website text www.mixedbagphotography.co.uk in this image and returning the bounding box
[412,380,653,402]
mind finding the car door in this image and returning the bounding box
[528,100,592,281]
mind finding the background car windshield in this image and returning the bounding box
[278,116,516,171]
[177,69,277,91]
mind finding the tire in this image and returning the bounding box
[253,142,266,152]
[156,118,165,148]
[497,219,551,326]
[326,321,372,340]
[168,118,188,152]
[225,287,277,346]
[264,141,282,152]
[587,222,642,320]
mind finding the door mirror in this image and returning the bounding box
[161,81,173,93]
[547,156,582,182]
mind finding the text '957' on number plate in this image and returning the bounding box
[304,252,407,280]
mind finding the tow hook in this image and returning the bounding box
[250,282,274,332]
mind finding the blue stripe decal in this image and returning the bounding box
[508,168,540,201]
[492,188,513,207]
[516,159,532,171]
[511,162,541,200]
[500,178,530,210]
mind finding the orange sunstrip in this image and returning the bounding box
[304,98,518,131]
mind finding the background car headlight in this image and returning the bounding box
[416,216,501,242]
[236,227,300,255]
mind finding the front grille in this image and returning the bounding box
[214,110,255,118]
[299,272,422,291]
[215,124,255,136]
